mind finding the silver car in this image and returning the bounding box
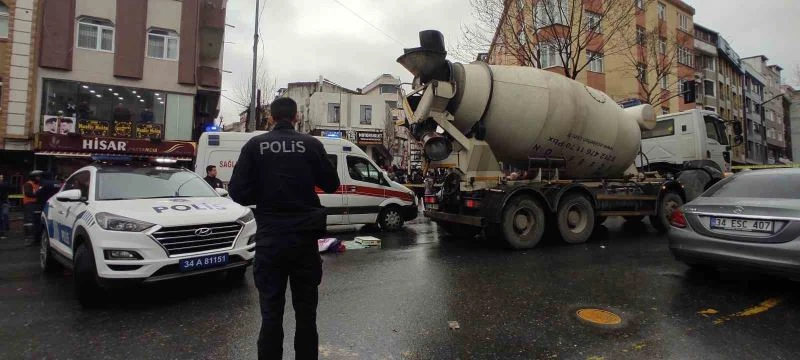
[668,168,800,277]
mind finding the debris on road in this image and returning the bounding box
[318,238,345,253]
[448,321,460,330]
[355,236,382,247]
[342,241,368,250]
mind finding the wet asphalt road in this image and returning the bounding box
[1,217,799,360]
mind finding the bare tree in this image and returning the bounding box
[228,69,277,114]
[618,26,691,106]
[455,0,647,79]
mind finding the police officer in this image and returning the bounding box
[204,165,224,189]
[228,97,340,359]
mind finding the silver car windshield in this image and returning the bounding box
[703,172,800,199]
[95,168,217,200]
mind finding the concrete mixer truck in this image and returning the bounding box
[398,30,688,249]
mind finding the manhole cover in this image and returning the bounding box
[575,308,622,326]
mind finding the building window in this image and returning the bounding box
[677,46,693,67]
[327,103,341,123]
[657,2,666,20]
[379,84,396,94]
[518,27,527,44]
[0,2,8,39]
[635,0,644,10]
[658,37,666,54]
[147,29,179,60]
[662,107,670,115]
[636,26,646,45]
[679,14,690,31]
[704,80,715,96]
[587,51,603,73]
[637,63,647,84]
[535,0,570,28]
[585,11,602,33]
[538,42,564,69]
[40,79,175,139]
[660,75,668,90]
[360,105,372,125]
[77,18,114,52]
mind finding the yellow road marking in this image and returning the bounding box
[697,308,719,317]
[710,298,783,325]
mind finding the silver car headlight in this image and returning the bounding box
[237,209,255,223]
[95,212,155,232]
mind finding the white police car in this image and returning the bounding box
[39,165,256,306]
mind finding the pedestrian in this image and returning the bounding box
[0,175,11,239]
[228,97,340,359]
[204,165,224,189]
[22,171,43,246]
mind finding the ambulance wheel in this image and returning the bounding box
[40,229,61,273]
[556,194,595,244]
[74,241,103,308]
[500,195,546,249]
[378,206,404,232]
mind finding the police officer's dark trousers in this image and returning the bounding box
[254,232,322,360]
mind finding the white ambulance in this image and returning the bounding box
[195,132,418,231]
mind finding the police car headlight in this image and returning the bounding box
[237,209,255,224]
[95,212,155,232]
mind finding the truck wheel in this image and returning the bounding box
[40,230,61,273]
[437,222,481,239]
[500,196,546,249]
[74,242,103,308]
[556,194,595,244]
[650,192,684,233]
[378,206,404,232]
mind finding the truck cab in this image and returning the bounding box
[639,109,731,173]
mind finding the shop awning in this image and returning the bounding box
[35,151,193,162]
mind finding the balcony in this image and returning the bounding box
[702,69,716,80]
[694,39,717,55]
[200,0,227,30]
[197,66,222,88]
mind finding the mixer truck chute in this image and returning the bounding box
[399,30,688,249]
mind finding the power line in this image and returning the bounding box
[221,93,248,108]
[329,0,406,47]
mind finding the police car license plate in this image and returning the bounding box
[179,253,229,272]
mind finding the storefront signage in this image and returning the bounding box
[37,133,196,158]
[113,121,133,138]
[77,119,110,136]
[136,123,164,139]
[42,115,76,135]
[356,131,384,145]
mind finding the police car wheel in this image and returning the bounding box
[40,229,60,273]
[74,242,104,307]
[379,207,404,232]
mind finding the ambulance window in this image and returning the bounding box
[64,171,91,199]
[346,156,382,185]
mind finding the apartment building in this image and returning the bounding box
[742,61,766,164]
[487,0,696,112]
[361,74,418,169]
[742,56,786,164]
[0,0,40,180]
[782,85,796,162]
[693,24,746,164]
[32,0,226,176]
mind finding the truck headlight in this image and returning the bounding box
[237,209,255,223]
[95,212,155,232]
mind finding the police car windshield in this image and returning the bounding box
[95,168,218,200]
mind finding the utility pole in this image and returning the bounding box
[248,0,260,132]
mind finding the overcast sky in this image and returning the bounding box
[218,0,799,124]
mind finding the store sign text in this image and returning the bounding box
[82,138,127,151]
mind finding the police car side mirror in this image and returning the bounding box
[56,189,83,202]
[215,188,229,197]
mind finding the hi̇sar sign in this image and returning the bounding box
[37,133,196,157]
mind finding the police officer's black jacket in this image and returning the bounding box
[228,120,340,237]
[204,176,224,189]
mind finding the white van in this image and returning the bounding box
[195,132,418,231]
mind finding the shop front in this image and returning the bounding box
[35,133,197,179]
[355,130,391,169]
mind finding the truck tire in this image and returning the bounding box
[378,206,404,232]
[650,192,684,233]
[40,229,61,273]
[500,196,546,249]
[556,194,595,244]
[437,222,481,239]
[74,242,103,308]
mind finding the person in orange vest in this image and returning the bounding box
[22,170,43,246]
